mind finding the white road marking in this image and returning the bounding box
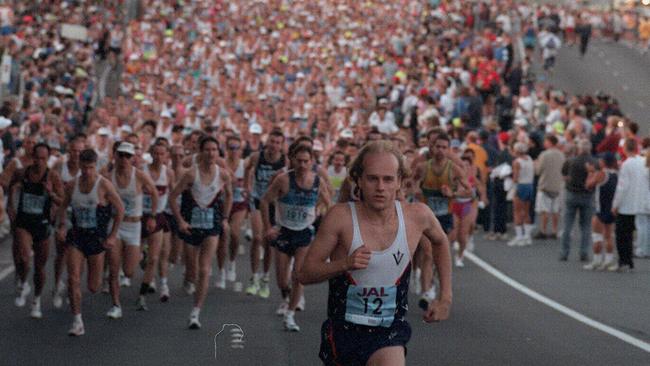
[0,265,15,281]
[464,252,650,354]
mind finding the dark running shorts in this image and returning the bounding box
[436,214,453,234]
[141,213,169,238]
[319,319,411,366]
[15,214,50,243]
[271,226,314,257]
[67,229,106,257]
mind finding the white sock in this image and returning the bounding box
[228,261,236,271]
[605,252,614,263]
[593,253,603,263]
[160,277,168,285]
[285,310,295,318]
[262,272,270,281]
[524,224,534,238]
[74,314,82,323]
[252,273,260,281]
[515,226,524,239]
[33,296,41,305]
[191,307,200,317]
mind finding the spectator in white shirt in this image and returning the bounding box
[368,99,398,135]
[612,139,650,271]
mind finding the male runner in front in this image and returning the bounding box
[299,141,452,366]
[10,143,64,317]
[169,136,232,329]
[261,145,330,331]
[57,149,124,336]
[244,129,287,298]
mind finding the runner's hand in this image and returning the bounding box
[424,299,451,323]
[265,226,279,242]
[56,225,66,243]
[346,245,371,271]
[146,216,156,234]
[104,234,118,249]
[179,220,192,235]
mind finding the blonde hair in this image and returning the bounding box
[348,140,410,185]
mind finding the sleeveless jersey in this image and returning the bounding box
[252,150,285,199]
[143,164,168,214]
[17,167,51,220]
[61,159,80,183]
[112,168,143,218]
[326,201,411,328]
[277,171,319,231]
[327,165,347,201]
[180,164,223,230]
[421,159,453,216]
[71,176,111,232]
[232,159,246,203]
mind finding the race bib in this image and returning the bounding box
[190,207,214,229]
[22,193,46,215]
[345,285,397,328]
[123,197,135,216]
[233,187,245,203]
[427,196,449,216]
[142,195,152,214]
[285,206,309,223]
[74,207,97,229]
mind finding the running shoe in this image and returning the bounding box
[68,320,85,336]
[284,312,300,332]
[418,286,437,311]
[159,283,170,303]
[215,269,227,289]
[296,294,305,312]
[454,256,465,267]
[188,314,201,330]
[276,300,289,316]
[148,281,157,294]
[106,305,123,319]
[258,281,270,299]
[30,299,42,319]
[245,279,259,296]
[184,281,196,295]
[15,281,31,307]
[136,296,148,311]
[227,262,237,282]
[583,259,602,270]
[119,276,131,288]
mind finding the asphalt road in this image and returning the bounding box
[537,38,650,134]
[0,227,648,366]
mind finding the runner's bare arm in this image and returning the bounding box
[48,171,65,207]
[259,172,287,232]
[416,203,452,304]
[297,205,348,284]
[298,204,370,284]
[138,169,159,215]
[220,170,233,219]
[168,170,194,230]
[102,178,125,239]
[0,160,16,190]
[243,152,259,193]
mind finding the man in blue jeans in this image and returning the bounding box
[560,139,596,261]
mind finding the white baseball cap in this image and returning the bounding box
[0,116,11,129]
[249,123,263,134]
[116,142,135,156]
[160,110,172,118]
[340,129,354,139]
[97,127,110,136]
